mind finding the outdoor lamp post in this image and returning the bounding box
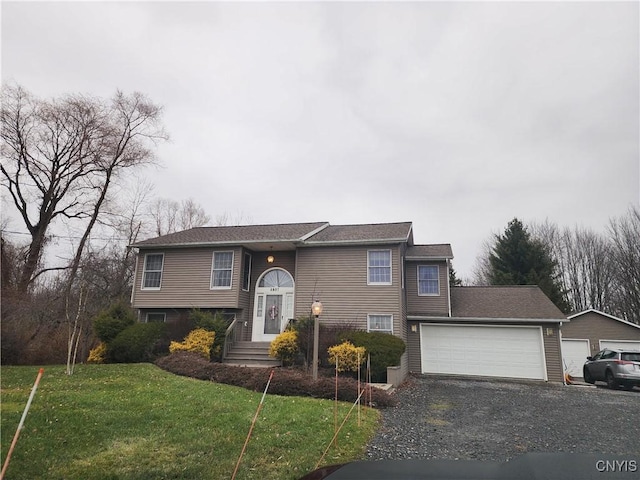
[311,300,323,381]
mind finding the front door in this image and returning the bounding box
[252,268,294,342]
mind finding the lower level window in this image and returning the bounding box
[367,314,393,334]
[146,312,166,323]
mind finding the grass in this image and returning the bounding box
[1,364,380,480]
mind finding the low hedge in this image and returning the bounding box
[155,351,397,408]
[338,331,406,382]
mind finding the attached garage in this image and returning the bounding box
[562,310,640,376]
[420,324,547,380]
[600,340,640,350]
[561,339,590,378]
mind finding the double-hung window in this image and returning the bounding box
[367,314,393,334]
[418,265,439,295]
[211,251,234,289]
[142,253,164,290]
[368,250,391,285]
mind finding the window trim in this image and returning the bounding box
[141,253,164,291]
[210,251,234,290]
[145,312,166,323]
[417,265,440,296]
[242,252,252,292]
[367,249,392,285]
[367,314,394,335]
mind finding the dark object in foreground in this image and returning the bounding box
[154,352,397,407]
[299,454,639,480]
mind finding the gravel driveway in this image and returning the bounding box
[366,376,640,461]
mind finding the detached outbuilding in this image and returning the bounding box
[561,309,640,378]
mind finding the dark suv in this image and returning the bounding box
[583,348,640,390]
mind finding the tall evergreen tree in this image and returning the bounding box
[489,218,569,313]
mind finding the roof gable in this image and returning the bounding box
[450,286,565,319]
[567,309,640,330]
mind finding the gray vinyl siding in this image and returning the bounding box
[294,245,404,335]
[133,247,242,309]
[407,320,422,373]
[406,260,449,316]
[406,320,564,382]
[543,324,563,383]
[562,312,640,355]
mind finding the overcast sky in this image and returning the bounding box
[2,1,639,280]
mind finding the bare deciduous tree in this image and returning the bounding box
[608,206,640,323]
[149,197,210,235]
[1,84,168,292]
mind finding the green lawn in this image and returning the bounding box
[1,364,380,480]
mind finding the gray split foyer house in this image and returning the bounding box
[130,221,567,384]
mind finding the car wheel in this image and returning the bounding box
[583,367,595,384]
[605,370,618,390]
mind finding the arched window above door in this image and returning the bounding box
[258,268,294,288]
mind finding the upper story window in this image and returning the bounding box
[211,251,234,289]
[368,314,393,334]
[418,265,440,295]
[142,253,164,290]
[368,250,391,285]
[242,252,252,292]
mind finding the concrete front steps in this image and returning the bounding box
[223,341,281,367]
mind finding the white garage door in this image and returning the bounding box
[561,339,590,378]
[421,324,547,380]
[600,340,640,351]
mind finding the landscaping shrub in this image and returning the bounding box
[292,316,358,368]
[169,328,215,360]
[108,322,167,363]
[155,351,397,407]
[87,342,107,364]
[93,302,136,343]
[188,309,230,360]
[339,331,406,382]
[328,341,366,372]
[269,330,298,365]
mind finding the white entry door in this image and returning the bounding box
[252,268,294,342]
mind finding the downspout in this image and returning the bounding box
[447,259,452,317]
[559,321,567,386]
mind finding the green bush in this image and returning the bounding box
[188,309,230,360]
[339,331,406,382]
[108,322,167,363]
[269,330,298,366]
[292,316,358,368]
[93,302,136,343]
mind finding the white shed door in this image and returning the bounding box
[600,340,640,351]
[421,324,547,380]
[561,339,590,378]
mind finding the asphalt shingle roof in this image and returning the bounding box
[450,286,565,319]
[131,222,329,247]
[304,222,413,243]
[405,244,453,259]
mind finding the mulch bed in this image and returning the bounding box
[154,351,397,407]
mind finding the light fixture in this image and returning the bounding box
[311,300,323,317]
[267,255,275,263]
